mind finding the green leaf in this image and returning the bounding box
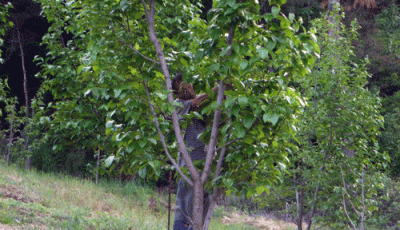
[92,66,100,73]
[202,101,219,115]
[105,120,115,128]
[234,122,246,138]
[179,58,188,66]
[155,90,168,100]
[77,65,83,74]
[238,60,248,70]
[120,0,129,11]
[138,139,147,148]
[84,89,91,97]
[148,160,161,171]
[238,96,248,108]
[105,156,115,168]
[266,39,276,51]
[192,111,204,120]
[126,142,135,153]
[223,178,233,187]
[195,50,204,61]
[230,104,240,117]
[138,167,147,178]
[288,13,295,22]
[209,63,220,72]
[278,162,286,170]
[209,26,221,40]
[148,138,157,145]
[226,0,235,7]
[271,6,280,18]
[256,47,269,59]
[243,115,255,129]
[225,96,236,109]
[114,88,122,98]
[220,45,232,56]
[263,112,280,125]
[88,40,95,50]
[243,136,253,144]
[256,185,267,194]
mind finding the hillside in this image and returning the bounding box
[0,162,295,230]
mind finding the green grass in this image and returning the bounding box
[0,160,294,229]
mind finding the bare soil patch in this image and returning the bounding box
[222,213,297,230]
[0,185,35,203]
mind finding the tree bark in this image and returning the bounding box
[202,25,235,229]
[17,26,30,170]
[203,145,228,229]
[306,184,319,230]
[6,105,14,165]
[201,81,224,184]
[168,170,172,230]
[96,148,101,184]
[360,166,365,230]
[296,187,304,230]
[192,180,205,229]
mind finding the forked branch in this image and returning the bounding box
[144,81,193,186]
[141,0,199,181]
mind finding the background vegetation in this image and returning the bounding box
[1,0,400,229]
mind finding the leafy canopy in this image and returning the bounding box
[35,0,318,197]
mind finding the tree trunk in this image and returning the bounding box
[17,26,30,170]
[296,187,304,230]
[360,166,365,230]
[168,170,172,230]
[6,105,14,165]
[96,148,101,184]
[203,144,228,229]
[142,2,229,229]
[192,180,204,230]
[203,193,217,229]
[306,184,319,230]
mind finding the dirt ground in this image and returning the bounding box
[222,213,298,230]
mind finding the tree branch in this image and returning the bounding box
[141,0,199,180]
[109,22,160,65]
[361,165,365,230]
[307,123,333,230]
[203,145,228,229]
[341,168,361,216]
[214,145,227,181]
[144,81,193,186]
[132,94,167,117]
[201,81,224,184]
[201,24,235,185]
[340,167,357,230]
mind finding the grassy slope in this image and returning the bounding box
[0,162,294,230]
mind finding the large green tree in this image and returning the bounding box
[35,0,317,228]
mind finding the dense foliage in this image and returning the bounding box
[30,0,320,228]
[285,6,385,229]
[0,0,400,229]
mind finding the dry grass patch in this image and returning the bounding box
[222,213,297,230]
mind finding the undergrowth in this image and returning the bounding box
[0,161,265,229]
